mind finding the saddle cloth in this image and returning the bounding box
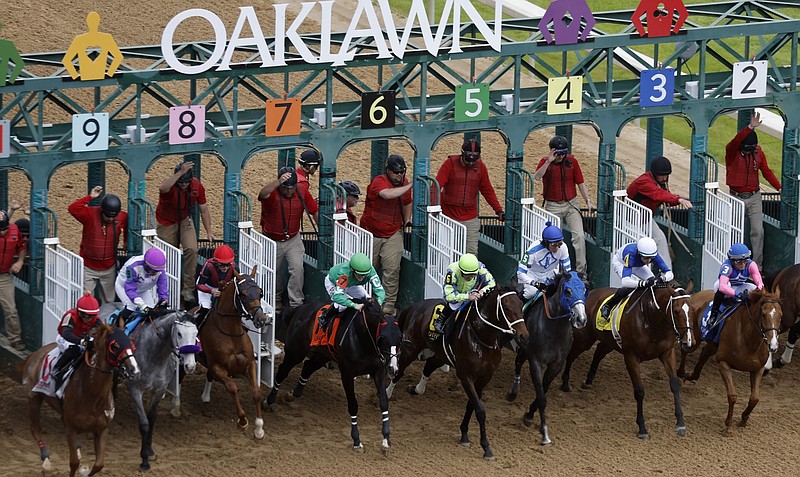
[31,347,61,397]
[428,303,447,332]
[700,299,741,344]
[311,305,342,348]
[107,309,144,335]
[595,295,632,332]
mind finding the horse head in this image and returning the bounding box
[663,285,694,352]
[559,270,588,329]
[483,286,529,349]
[749,288,782,353]
[173,311,200,374]
[95,323,140,381]
[373,304,402,380]
[232,265,269,329]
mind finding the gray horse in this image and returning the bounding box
[101,304,199,471]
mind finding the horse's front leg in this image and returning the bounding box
[506,348,526,402]
[129,387,153,471]
[142,392,163,468]
[717,360,737,436]
[87,429,108,476]
[66,429,81,477]
[524,360,552,445]
[373,371,391,455]
[28,393,52,472]
[677,349,689,379]
[341,371,363,451]
[473,377,494,461]
[739,368,763,428]
[407,356,445,396]
[247,359,265,439]
[210,363,248,429]
[265,347,307,407]
[583,340,613,389]
[660,347,686,437]
[286,354,327,402]
[623,353,649,440]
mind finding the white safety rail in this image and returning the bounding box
[238,222,277,388]
[333,213,374,293]
[43,238,84,346]
[141,229,181,308]
[520,197,561,253]
[611,191,652,287]
[702,184,745,288]
[425,205,467,299]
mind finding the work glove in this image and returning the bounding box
[496,210,505,222]
[534,281,548,291]
[737,289,749,301]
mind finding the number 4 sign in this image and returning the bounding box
[169,105,206,144]
[732,60,768,99]
[72,113,109,152]
[547,76,583,115]
[0,120,10,158]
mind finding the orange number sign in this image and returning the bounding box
[266,98,301,137]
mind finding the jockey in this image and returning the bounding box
[322,252,386,328]
[517,221,571,301]
[115,247,169,324]
[196,245,237,326]
[432,253,496,334]
[600,237,674,325]
[51,292,101,392]
[708,243,763,327]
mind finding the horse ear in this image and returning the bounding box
[250,264,258,278]
[685,279,694,294]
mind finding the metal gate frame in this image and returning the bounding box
[141,229,181,308]
[425,205,467,299]
[520,197,561,255]
[333,213,374,294]
[702,183,745,288]
[43,238,84,346]
[611,191,652,287]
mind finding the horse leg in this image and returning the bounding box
[266,350,305,407]
[739,368,763,428]
[286,354,327,402]
[583,341,613,389]
[66,429,81,477]
[201,371,214,403]
[623,353,649,440]
[775,324,800,368]
[717,360,737,436]
[561,331,595,392]
[373,372,391,455]
[408,356,445,396]
[536,364,564,446]
[142,393,162,467]
[247,360,265,440]
[506,348,526,402]
[677,349,689,379]
[210,363,249,429]
[28,393,54,472]
[129,388,153,471]
[341,371,363,451]
[686,343,718,382]
[524,360,553,446]
[471,377,495,461]
[87,429,108,476]
[660,348,686,437]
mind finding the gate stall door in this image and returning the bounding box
[611,191,652,287]
[425,205,467,299]
[141,229,181,308]
[43,238,84,346]
[703,184,745,289]
[520,197,561,254]
[238,222,278,388]
[333,213,374,293]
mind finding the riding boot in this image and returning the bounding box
[52,346,81,392]
[195,307,210,331]
[117,307,134,329]
[433,306,453,334]
[601,287,631,321]
[319,305,336,331]
[708,291,725,328]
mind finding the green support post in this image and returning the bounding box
[554,125,573,153]
[223,171,241,244]
[185,153,201,240]
[781,127,799,231]
[645,117,664,168]
[0,170,7,211]
[596,142,617,249]
[87,162,105,206]
[29,188,48,296]
[371,140,388,179]
[688,132,708,239]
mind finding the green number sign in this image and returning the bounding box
[455,83,489,122]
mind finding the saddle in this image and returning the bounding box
[595,294,633,332]
[700,298,743,344]
[427,304,461,344]
[311,305,343,348]
[108,309,146,336]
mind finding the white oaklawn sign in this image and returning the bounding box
[161,0,504,74]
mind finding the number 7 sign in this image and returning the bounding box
[266,98,301,137]
[0,120,10,158]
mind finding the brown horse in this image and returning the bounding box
[681,288,781,435]
[677,289,712,380]
[768,264,800,368]
[560,285,693,439]
[197,265,268,439]
[388,287,529,460]
[20,323,139,476]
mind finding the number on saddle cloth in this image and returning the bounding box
[700,298,743,343]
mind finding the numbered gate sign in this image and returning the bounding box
[455,83,490,122]
[266,98,301,137]
[547,76,583,115]
[640,68,675,107]
[361,91,396,130]
[0,120,9,158]
[169,105,206,144]
[732,60,768,99]
[72,113,109,152]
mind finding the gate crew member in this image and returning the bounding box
[360,154,413,318]
[626,156,693,269]
[436,139,504,255]
[707,243,763,328]
[0,210,27,351]
[156,162,215,304]
[259,166,318,316]
[432,253,495,334]
[321,252,385,329]
[296,149,321,200]
[600,237,674,326]
[115,248,170,323]
[517,221,571,302]
[68,186,128,304]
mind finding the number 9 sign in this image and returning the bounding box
[361,91,396,130]
[639,68,675,107]
[72,113,109,152]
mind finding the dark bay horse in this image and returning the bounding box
[505,270,588,445]
[560,284,693,439]
[20,323,139,476]
[681,289,781,435]
[264,300,401,454]
[767,264,800,368]
[389,286,528,460]
[198,266,268,439]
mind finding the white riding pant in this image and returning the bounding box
[324,275,369,311]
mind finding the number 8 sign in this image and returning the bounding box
[169,105,206,144]
[72,113,109,152]
[0,120,10,158]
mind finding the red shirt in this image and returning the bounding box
[435,155,502,221]
[360,175,412,238]
[725,126,781,193]
[259,188,318,241]
[155,179,207,226]
[536,155,585,202]
[68,196,128,270]
[627,172,682,212]
[296,167,312,198]
[0,224,25,273]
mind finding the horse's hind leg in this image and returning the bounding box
[341,372,364,451]
[623,354,649,440]
[265,352,303,407]
[28,393,52,472]
[506,348,526,402]
[775,324,800,368]
[661,348,686,437]
[718,361,738,436]
[583,341,613,389]
[373,372,392,455]
[287,354,327,402]
[88,429,108,476]
[408,356,445,396]
[739,369,763,428]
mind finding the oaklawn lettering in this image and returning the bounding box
[161,0,504,75]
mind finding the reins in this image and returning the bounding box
[744,298,781,343]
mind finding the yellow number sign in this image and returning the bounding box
[547,76,583,115]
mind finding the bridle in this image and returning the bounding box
[746,297,782,343]
[212,275,266,335]
[541,273,586,322]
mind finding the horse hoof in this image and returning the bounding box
[505,392,517,402]
[170,407,181,418]
[238,418,249,430]
[283,393,295,403]
[675,426,687,437]
[406,385,420,395]
[540,438,552,446]
[762,368,770,376]
[353,444,364,453]
[561,383,571,392]
[459,440,471,448]
[381,446,390,457]
[580,382,592,390]
[483,454,496,462]
[637,433,650,440]
[773,358,785,369]
[139,462,151,471]
[42,457,51,472]
[522,415,534,427]
[78,466,91,477]
[254,428,265,440]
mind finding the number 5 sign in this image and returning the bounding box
[361,91,396,130]
[170,105,206,144]
[732,60,768,99]
[72,113,109,152]
[0,120,10,158]
[547,76,583,115]
[455,83,489,122]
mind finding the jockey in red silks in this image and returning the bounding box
[51,292,101,391]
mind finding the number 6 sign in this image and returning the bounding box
[361,91,396,130]
[169,105,206,144]
[72,113,109,152]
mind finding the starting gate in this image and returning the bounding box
[43,238,84,346]
[520,197,560,255]
[702,184,745,288]
[333,212,374,293]
[425,205,467,299]
[611,191,652,287]
[141,229,182,308]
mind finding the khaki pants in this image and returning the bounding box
[84,265,117,304]
[457,217,481,256]
[372,230,404,315]
[544,198,587,273]
[0,272,21,343]
[276,234,305,312]
[651,218,672,270]
[742,191,764,267]
[156,217,198,297]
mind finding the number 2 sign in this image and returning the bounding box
[72,113,109,152]
[547,76,583,115]
[732,60,768,99]
[0,120,10,158]
[169,105,206,144]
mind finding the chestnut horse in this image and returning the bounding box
[560,285,693,439]
[198,266,268,439]
[388,286,528,460]
[264,300,401,454]
[20,323,139,476]
[768,264,800,368]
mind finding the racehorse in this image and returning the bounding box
[681,289,781,435]
[767,264,800,368]
[264,300,401,454]
[676,290,709,380]
[119,308,199,471]
[505,270,588,445]
[198,265,268,439]
[560,284,693,439]
[20,323,139,477]
[388,286,528,460]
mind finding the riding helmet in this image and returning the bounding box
[349,252,372,275]
[386,154,406,173]
[649,156,672,175]
[461,139,481,163]
[101,194,122,217]
[636,237,658,257]
[278,166,297,188]
[541,221,564,243]
[339,180,361,196]
[298,149,321,166]
[0,211,9,231]
[175,162,194,183]
[77,292,101,316]
[144,247,167,271]
[214,245,235,264]
[727,243,752,260]
[549,135,569,151]
[458,253,480,274]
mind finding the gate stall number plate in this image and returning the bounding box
[547,76,583,115]
[639,68,675,107]
[361,91,396,130]
[265,98,301,137]
[72,113,109,152]
[0,120,9,158]
[732,60,768,99]
[169,105,206,144]
[455,83,490,122]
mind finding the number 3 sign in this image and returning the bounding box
[72,113,109,152]
[169,105,206,144]
[361,91,396,129]
[640,68,675,107]
[732,60,768,99]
